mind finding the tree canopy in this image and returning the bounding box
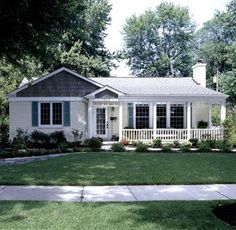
[123,2,195,77]
[195,0,236,103]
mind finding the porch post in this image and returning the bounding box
[208,103,212,128]
[187,102,191,140]
[119,102,123,141]
[220,101,226,125]
[153,102,156,140]
[88,101,93,138]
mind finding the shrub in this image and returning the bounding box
[111,135,119,141]
[120,138,129,145]
[50,131,67,145]
[12,128,29,151]
[197,120,208,128]
[152,138,162,148]
[180,143,191,152]
[81,147,93,152]
[173,140,180,148]
[31,130,50,143]
[135,142,148,152]
[72,147,81,152]
[189,138,199,147]
[84,137,102,151]
[223,115,235,140]
[111,142,125,152]
[228,133,236,148]
[198,141,211,152]
[132,141,139,147]
[161,144,173,153]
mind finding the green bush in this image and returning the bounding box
[12,128,29,151]
[198,141,211,152]
[189,138,199,147]
[81,147,93,152]
[173,140,180,148]
[180,144,191,152]
[50,131,67,145]
[197,120,208,128]
[228,133,236,148]
[111,142,125,152]
[152,138,162,147]
[135,142,148,152]
[84,137,102,151]
[161,144,173,153]
[31,130,50,143]
[223,115,235,140]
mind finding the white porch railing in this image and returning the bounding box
[190,129,224,140]
[156,129,188,141]
[122,129,153,141]
[122,128,224,141]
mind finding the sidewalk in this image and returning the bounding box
[0,184,235,202]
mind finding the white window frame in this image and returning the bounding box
[38,102,63,128]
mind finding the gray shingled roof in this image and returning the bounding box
[90,77,227,97]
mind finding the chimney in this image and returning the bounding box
[192,60,207,87]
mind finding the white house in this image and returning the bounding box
[8,62,228,142]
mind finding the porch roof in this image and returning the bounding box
[90,77,227,98]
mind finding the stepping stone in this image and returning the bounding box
[0,186,83,202]
[83,186,136,202]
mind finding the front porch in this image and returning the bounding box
[87,98,226,142]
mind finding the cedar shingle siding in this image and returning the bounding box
[17,70,99,97]
[95,89,118,99]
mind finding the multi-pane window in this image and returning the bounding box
[40,102,62,126]
[40,103,50,125]
[53,103,62,125]
[136,104,149,129]
[170,104,184,128]
[156,104,166,128]
[96,108,106,135]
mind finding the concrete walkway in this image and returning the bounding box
[0,184,235,202]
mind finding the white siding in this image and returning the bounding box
[192,102,208,128]
[9,101,88,142]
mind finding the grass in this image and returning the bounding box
[0,201,234,229]
[0,152,235,185]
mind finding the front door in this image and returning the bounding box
[96,108,108,139]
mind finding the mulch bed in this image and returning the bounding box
[213,203,236,226]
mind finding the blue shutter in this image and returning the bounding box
[63,101,70,126]
[32,101,38,127]
[128,103,134,128]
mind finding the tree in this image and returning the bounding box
[195,0,236,102]
[0,0,112,77]
[123,2,195,77]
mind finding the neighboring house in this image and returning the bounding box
[8,62,228,142]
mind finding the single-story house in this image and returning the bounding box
[8,62,228,142]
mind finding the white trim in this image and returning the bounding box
[8,67,103,97]
[95,107,108,139]
[38,102,64,128]
[85,85,124,98]
[9,97,84,102]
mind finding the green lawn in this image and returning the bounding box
[0,152,235,185]
[0,201,234,229]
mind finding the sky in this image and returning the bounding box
[105,0,230,77]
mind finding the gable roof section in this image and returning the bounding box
[85,85,124,99]
[90,77,228,98]
[8,67,103,97]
